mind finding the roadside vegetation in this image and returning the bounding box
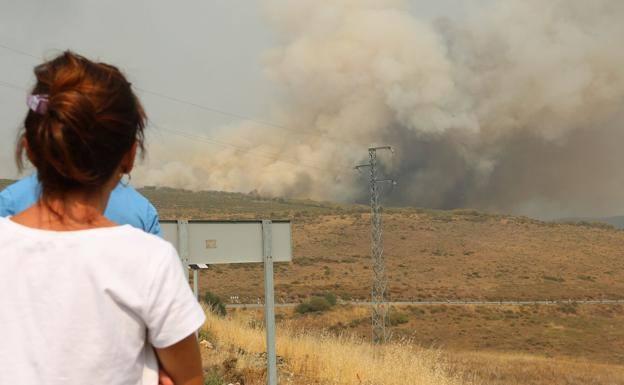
[295,292,338,314]
[199,309,471,385]
[199,308,624,385]
[203,290,227,317]
[252,303,624,366]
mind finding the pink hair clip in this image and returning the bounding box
[27,94,49,114]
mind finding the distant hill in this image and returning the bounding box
[138,185,367,220]
[602,216,624,228]
[558,216,624,229]
[0,180,367,219]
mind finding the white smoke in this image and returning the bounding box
[136,0,624,218]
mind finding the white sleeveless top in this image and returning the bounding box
[0,217,205,385]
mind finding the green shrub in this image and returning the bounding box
[430,306,448,314]
[577,275,596,282]
[388,311,409,326]
[296,296,332,314]
[558,302,578,314]
[204,370,224,385]
[295,302,311,314]
[203,290,227,317]
[542,275,565,283]
[408,306,425,316]
[323,292,338,306]
[198,329,215,343]
[348,318,367,327]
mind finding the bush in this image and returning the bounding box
[203,370,224,385]
[204,291,227,317]
[542,275,565,283]
[198,329,215,343]
[558,302,578,314]
[408,306,425,316]
[388,311,409,326]
[323,292,338,306]
[295,303,311,314]
[296,296,332,314]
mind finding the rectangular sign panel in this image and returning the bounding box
[160,221,180,253]
[160,220,292,265]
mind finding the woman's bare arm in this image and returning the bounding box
[155,334,203,385]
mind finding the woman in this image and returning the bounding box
[0,51,205,385]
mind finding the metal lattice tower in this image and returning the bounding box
[356,146,395,344]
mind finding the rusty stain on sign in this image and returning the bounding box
[205,240,217,249]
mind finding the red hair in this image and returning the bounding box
[16,51,146,199]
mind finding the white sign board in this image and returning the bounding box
[160,220,292,264]
[160,219,289,385]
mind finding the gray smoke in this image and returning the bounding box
[137,0,624,219]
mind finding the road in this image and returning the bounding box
[226,299,624,309]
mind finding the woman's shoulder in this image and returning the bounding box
[0,217,178,260]
[0,218,178,262]
[90,225,181,272]
[106,225,176,254]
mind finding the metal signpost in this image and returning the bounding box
[160,219,292,385]
[261,220,278,385]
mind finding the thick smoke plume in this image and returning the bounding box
[138,0,624,219]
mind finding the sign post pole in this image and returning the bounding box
[262,220,278,385]
[177,219,190,275]
[193,269,199,300]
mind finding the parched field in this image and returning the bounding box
[202,307,624,385]
[236,303,624,365]
[189,212,624,303]
[133,186,624,303]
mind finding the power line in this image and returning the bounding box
[0,79,27,91]
[135,86,328,139]
[0,42,358,145]
[0,79,346,174]
[0,43,39,59]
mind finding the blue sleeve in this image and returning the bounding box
[145,202,162,237]
[0,188,15,217]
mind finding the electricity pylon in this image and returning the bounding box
[355,146,396,344]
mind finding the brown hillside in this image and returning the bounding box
[188,211,624,303]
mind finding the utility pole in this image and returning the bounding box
[355,146,396,344]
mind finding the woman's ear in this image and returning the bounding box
[120,141,138,174]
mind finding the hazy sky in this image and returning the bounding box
[0,0,475,179]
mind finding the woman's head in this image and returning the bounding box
[16,51,146,200]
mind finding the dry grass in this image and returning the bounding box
[446,351,624,385]
[265,303,624,365]
[200,309,624,385]
[201,310,471,385]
